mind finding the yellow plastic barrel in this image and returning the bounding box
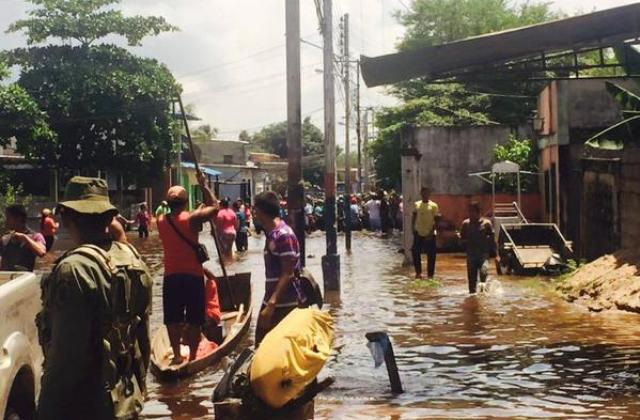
[250,308,334,409]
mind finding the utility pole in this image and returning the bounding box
[322,0,340,292]
[356,60,362,194]
[285,0,305,267]
[363,109,369,193]
[342,13,352,252]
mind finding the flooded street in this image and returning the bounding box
[118,231,640,419]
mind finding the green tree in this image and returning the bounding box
[0,184,30,235]
[248,117,325,186]
[8,0,176,47]
[492,135,538,193]
[0,60,54,154]
[6,0,180,182]
[370,84,495,189]
[371,0,561,188]
[397,0,559,51]
[193,124,219,142]
[238,130,250,142]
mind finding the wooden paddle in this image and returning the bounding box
[177,95,238,311]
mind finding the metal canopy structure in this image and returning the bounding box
[469,161,538,212]
[361,3,640,87]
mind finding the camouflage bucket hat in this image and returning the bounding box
[58,176,117,215]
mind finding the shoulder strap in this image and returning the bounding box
[166,214,200,252]
[69,244,117,277]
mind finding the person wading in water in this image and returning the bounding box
[254,191,307,346]
[157,171,219,364]
[412,187,441,279]
[460,201,495,294]
[215,197,237,262]
[40,208,59,252]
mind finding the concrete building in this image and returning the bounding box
[177,140,289,204]
[400,125,542,262]
[536,79,639,259]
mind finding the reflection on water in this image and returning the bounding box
[125,231,640,419]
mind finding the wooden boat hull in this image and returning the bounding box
[150,272,253,381]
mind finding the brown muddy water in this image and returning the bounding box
[45,231,640,419]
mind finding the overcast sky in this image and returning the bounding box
[1,0,639,147]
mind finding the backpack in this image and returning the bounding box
[37,242,153,419]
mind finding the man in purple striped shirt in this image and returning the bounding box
[253,191,306,345]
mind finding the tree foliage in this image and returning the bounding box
[396,0,559,51]
[492,135,538,193]
[248,117,325,186]
[0,60,55,151]
[370,84,494,189]
[6,0,181,183]
[371,0,560,188]
[193,124,219,142]
[0,176,31,234]
[238,130,250,142]
[7,0,177,46]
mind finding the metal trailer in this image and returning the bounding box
[470,161,573,275]
[497,223,573,275]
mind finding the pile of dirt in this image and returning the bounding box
[557,249,640,313]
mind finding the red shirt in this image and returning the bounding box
[158,211,203,277]
[41,216,57,237]
[215,208,237,235]
[136,211,151,228]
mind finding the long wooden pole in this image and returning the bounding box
[356,60,362,194]
[177,95,237,310]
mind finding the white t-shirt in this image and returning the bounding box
[365,199,381,221]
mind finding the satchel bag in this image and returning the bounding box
[166,215,210,264]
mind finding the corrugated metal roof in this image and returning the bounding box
[180,162,222,176]
[361,3,640,87]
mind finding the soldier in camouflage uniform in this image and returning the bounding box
[37,177,152,420]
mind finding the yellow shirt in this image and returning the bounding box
[414,200,439,237]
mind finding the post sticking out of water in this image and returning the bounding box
[365,331,403,394]
[322,0,341,292]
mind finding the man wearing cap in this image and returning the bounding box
[37,176,152,420]
[0,204,46,271]
[157,171,218,365]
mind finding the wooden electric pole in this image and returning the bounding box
[285,0,305,266]
[342,13,352,252]
[356,60,362,194]
[322,0,340,291]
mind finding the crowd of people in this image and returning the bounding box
[298,190,404,234]
[0,176,497,418]
[0,173,309,418]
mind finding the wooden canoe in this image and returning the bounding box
[150,272,253,381]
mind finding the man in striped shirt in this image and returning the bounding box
[253,191,306,345]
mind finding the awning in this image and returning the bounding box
[361,3,640,87]
[180,162,222,177]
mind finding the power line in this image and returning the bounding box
[216,106,324,136]
[175,32,320,80]
[175,44,285,79]
[184,61,322,100]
